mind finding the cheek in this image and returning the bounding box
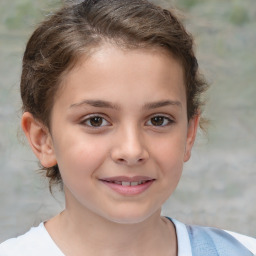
[159,149,184,182]
[56,138,109,201]
[152,132,187,183]
[54,135,109,179]
[152,132,187,163]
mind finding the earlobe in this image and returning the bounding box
[184,114,200,162]
[21,112,57,168]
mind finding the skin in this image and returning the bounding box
[22,44,199,256]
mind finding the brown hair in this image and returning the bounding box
[21,0,208,188]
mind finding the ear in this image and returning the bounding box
[21,112,57,168]
[183,114,200,162]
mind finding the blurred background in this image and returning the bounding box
[0,0,255,242]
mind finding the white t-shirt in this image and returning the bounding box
[0,219,255,256]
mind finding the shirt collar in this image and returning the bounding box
[168,218,192,256]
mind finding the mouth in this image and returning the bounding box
[99,176,155,195]
[104,180,151,186]
[100,176,155,185]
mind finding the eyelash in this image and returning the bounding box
[145,115,174,127]
[80,114,174,128]
[81,114,110,128]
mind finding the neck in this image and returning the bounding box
[45,197,177,256]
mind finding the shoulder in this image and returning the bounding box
[186,224,256,256]
[0,223,64,256]
[225,230,256,254]
[168,218,256,256]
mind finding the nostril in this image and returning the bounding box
[116,157,144,165]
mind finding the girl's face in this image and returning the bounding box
[42,45,198,223]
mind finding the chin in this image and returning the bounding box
[101,207,160,225]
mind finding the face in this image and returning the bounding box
[37,45,198,223]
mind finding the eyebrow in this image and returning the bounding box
[143,100,182,110]
[70,99,182,110]
[70,99,120,110]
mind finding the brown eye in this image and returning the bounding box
[151,116,165,126]
[89,117,103,127]
[146,116,172,127]
[83,116,110,127]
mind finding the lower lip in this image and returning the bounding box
[101,180,154,196]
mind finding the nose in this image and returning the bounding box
[110,126,149,166]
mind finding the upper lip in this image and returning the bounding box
[100,176,155,182]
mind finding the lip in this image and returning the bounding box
[99,176,155,196]
[101,176,153,182]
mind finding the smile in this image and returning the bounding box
[108,180,148,186]
[100,176,155,196]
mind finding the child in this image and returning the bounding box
[0,0,255,255]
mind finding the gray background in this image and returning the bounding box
[0,0,255,242]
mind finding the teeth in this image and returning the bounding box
[109,180,150,186]
[122,181,130,186]
[114,181,148,186]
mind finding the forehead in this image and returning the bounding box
[56,44,186,108]
[60,43,184,81]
